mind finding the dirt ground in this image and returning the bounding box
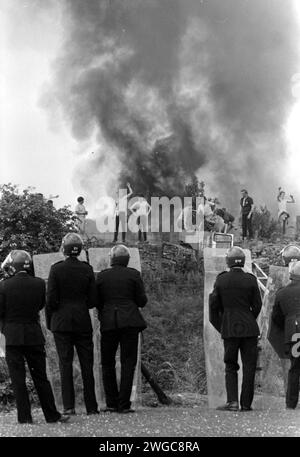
[0,394,299,437]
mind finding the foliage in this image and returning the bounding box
[141,262,206,394]
[141,287,206,393]
[0,377,39,410]
[252,205,279,239]
[0,184,77,260]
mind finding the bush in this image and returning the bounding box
[0,363,39,410]
[0,184,77,260]
[252,206,279,239]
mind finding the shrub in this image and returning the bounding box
[0,184,77,260]
[252,205,279,239]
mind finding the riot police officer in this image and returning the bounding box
[209,246,262,411]
[271,260,300,409]
[280,245,300,267]
[46,233,98,415]
[0,250,69,424]
[96,245,147,413]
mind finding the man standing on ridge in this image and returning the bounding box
[240,189,254,241]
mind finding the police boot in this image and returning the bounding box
[216,401,239,411]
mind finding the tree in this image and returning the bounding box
[184,176,205,202]
[0,184,77,259]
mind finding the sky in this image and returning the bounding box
[0,0,78,210]
[1,0,300,218]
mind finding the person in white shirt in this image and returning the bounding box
[75,196,88,235]
[277,188,295,223]
[129,195,151,242]
[197,196,217,231]
[177,205,196,232]
[114,183,133,243]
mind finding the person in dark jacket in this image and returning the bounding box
[46,233,98,416]
[209,246,262,411]
[96,245,147,413]
[240,189,254,240]
[271,261,300,409]
[0,250,69,424]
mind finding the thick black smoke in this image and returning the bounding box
[48,0,299,209]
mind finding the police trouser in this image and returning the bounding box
[286,343,300,408]
[6,345,60,423]
[101,327,139,410]
[223,337,258,408]
[53,332,98,413]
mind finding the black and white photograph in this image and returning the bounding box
[1,0,300,447]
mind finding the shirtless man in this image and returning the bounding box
[75,197,88,235]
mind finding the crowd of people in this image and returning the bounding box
[0,183,299,426]
[74,186,296,243]
[209,244,300,411]
[1,237,300,424]
[73,184,237,242]
[74,184,151,243]
[0,235,147,423]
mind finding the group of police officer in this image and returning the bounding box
[1,234,300,424]
[0,234,147,424]
[209,244,300,411]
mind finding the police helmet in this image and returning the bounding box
[1,250,32,277]
[110,244,130,266]
[61,233,83,257]
[226,246,246,268]
[280,245,300,267]
[289,260,300,281]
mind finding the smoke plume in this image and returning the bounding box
[47,0,299,211]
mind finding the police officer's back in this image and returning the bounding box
[46,256,96,334]
[0,250,68,424]
[96,245,147,413]
[209,246,262,411]
[272,260,300,409]
[211,268,261,339]
[46,233,98,415]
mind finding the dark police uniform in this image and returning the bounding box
[96,262,147,411]
[272,281,300,408]
[46,257,98,413]
[209,267,262,409]
[0,272,62,423]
